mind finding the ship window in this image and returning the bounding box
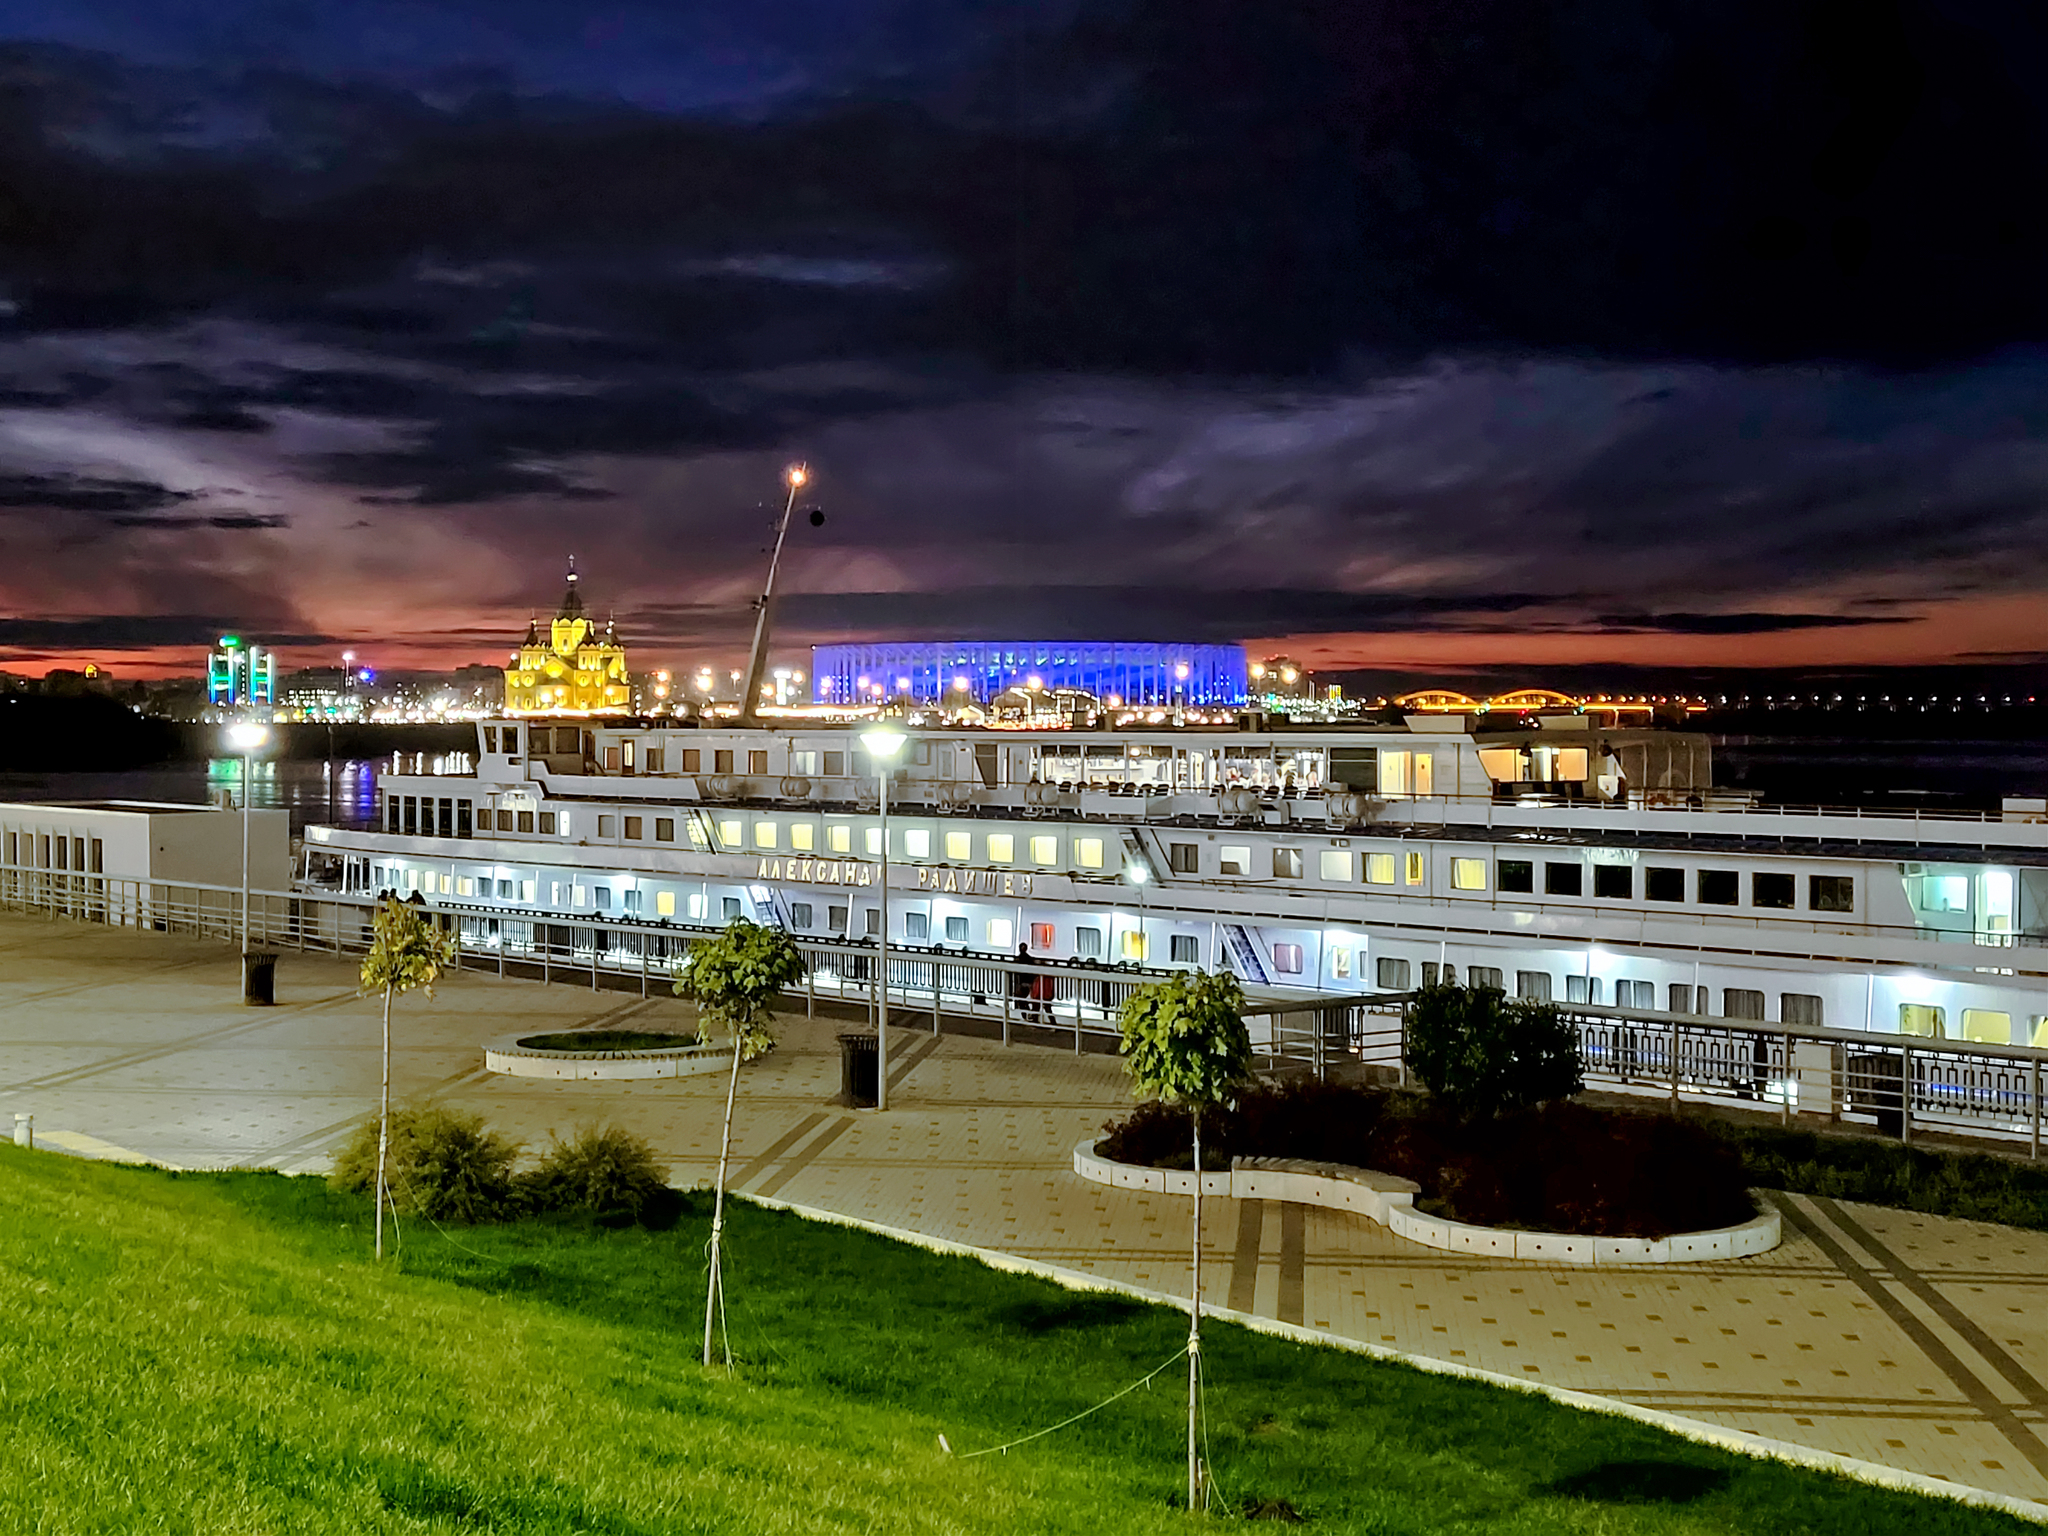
[1075,926,1102,958]
[987,917,1013,948]
[1615,979,1654,1009]
[605,747,621,772]
[644,749,664,772]
[1899,1003,1945,1037]
[749,751,769,775]
[687,819,708,847]
[1274,848,1304,878]
[593,887,611,911]
[714,750,733,774]
[539,812,557,834]
[1168,842,1198,874]
[1376,956,1410,989]
[624,817,642,841]
[791,824,814,851]
[682,749,702,773]
[497,880,513,899]
[624,890,642,914]
[517,811,535,833]
[1497,859,1533,893]
[725,897,744,920]
[791,752,818,776]
[1469,966,1504,991]
[1031,836,1058,865]
[482,727,497,753]
[687,893,706,919]
[945,830,973,861]
[828,904,848,933]
[1752,872,1794,909]
[945,915,968,942]
[1032,922,1056,950]
[899,829,928,858]
[755,821,778,849]
[718,820,742,848]
[987,834,1015,864]
[494,809,511,832]
[1592,864,1631,899]
[1565,975,1600,1004]
[1219,846,1250,876]
[1810,875,1854,912]
[1272,943,1303,974]
[1697,869,1738,905]
[866,826,883,856]
[1782,993,1824,1028]
[655,818,674,842]
[823,752,845,776]
[1122,930,1148,961]
[828,824,851,854]
[1078,837,1105,869]
[1452,858,1486,891]
[1544,862,1583,896]
[1404,851,1425,886]
[1365,853,1396,885]
[1962,1008,2010,1044]
[1518,971,1552,1002]
[1668,983,1695,1014]
[787,902,812,930]
[1171,934,1200,964]
[1422,962,1454,987]
[1645,866,1684,902]
[904,912,928,941]
[1319,850,1354,881]
[656,891,676,917]
[1722,988,1765,1020]
[456,877,474,897]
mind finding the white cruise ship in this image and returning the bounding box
[303,710,2048,1054]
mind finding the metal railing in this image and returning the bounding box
[10,863,2048,1152]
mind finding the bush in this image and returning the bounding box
[1728,1124,2048,1229]
[330,1107,523,1223]
[521,1124,673,1222]
[1404,983,1583,1120]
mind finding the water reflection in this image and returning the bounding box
[0,759,384,836]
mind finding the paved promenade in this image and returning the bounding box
[3,912,2047,1508]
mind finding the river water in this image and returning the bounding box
[0,759,386,836]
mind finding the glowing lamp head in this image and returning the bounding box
[1125,861,1151,886]
[1174,663,1189,680]
[860,727,908,762]
[226,722,268,752]
[786,463,808,488]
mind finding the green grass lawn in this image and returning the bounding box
[0,1147,2036,1535]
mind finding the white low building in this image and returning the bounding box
[0,800,289,896]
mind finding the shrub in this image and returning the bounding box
[331,1107,522,1223]
[522,1124,673,1222]
[1403,983,1583,1120]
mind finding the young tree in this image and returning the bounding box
[1404,981,1584,1121]
[1117,969,1251,1513]
[358,895,457,1260]
[674,918,806,1368]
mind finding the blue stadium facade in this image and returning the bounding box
[811,642,1249,706]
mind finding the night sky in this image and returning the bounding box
[0,0,2042,679]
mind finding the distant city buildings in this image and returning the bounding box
[207,636,274,712]
[503,560,631,716]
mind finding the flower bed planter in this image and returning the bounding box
[484,1033,731,1081]
[1072,1140,1780,1266]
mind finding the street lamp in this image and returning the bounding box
[226,721,268,960]
[860,726,908,1109]
[1125,859,1151,966]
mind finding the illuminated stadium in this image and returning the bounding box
[810,642,1249,706]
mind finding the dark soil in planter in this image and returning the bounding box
[1098,1082,1754,1238]
[516,1030,704,1053]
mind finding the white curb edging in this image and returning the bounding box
[1073,1140,1781,1265]
[483,1034,730,1081]
[740,1189,2046,1526]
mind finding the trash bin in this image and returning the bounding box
[1846,1051,1905,1138]
[242,951,279,1007]
[838,1032,879,1108]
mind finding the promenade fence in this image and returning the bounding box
[5,865,2043,1152]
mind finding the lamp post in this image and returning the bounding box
[1126,858,1151,968]
[226,721,269,956]
[860,726,908,1109]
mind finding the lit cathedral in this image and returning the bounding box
[504,560,630,716]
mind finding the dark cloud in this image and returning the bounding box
[1592,611,1915,637]
[0,615,329,648]
[0,472,195,513]
[104,512,287,530]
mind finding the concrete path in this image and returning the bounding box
[2,912,2046,1507]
